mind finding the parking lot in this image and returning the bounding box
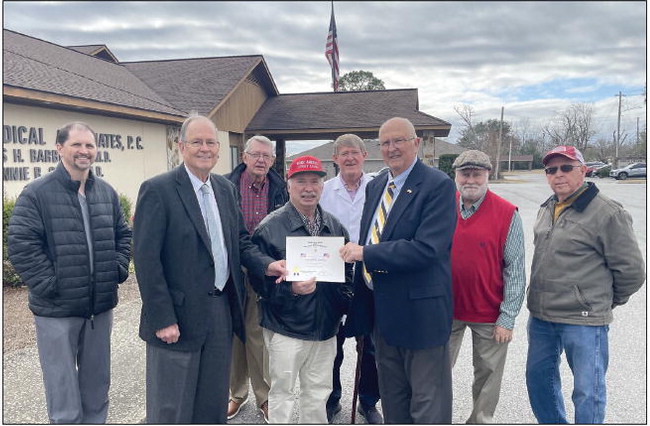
[2,170,646,424]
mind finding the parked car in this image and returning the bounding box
[585,161,608,177]
[609,163,646,180]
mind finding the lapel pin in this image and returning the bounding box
[406,189,412,194]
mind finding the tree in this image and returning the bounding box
[338,70,385,91]
[542,103,596,151]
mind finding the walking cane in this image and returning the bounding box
[351,335,365,424]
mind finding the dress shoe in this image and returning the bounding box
[326,402,342,423]
[227,398,248,420]
[259,401,269,424]
[358,404,384,424]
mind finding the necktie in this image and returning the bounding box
[200,184,228,290]
[363,181,396,289]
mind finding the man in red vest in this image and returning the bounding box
[449,150,526,423]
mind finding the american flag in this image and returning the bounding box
[325,4,339,91]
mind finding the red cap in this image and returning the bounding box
[287,155,326,178]
[542,145,585,166]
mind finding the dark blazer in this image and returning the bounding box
[134,164,275,352]
[345,159,457,350]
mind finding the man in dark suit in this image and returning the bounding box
[340,117,457,423]
[134,115,286,424]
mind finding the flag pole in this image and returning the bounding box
[325,0,339,92]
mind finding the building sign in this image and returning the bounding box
[3,124,145,182]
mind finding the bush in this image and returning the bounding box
[438,154,460,179]
[597,166,612,178]
[3,198,23,287]
[119,193,133,225]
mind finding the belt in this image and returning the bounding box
[208,288,224,297]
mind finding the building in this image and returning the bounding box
[3,28,453,205]
[287,138,466,179]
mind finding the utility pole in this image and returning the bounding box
[508,126,513,171]
[615,91,622,168]
[494,106,504,179]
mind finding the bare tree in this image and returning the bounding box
[543,103,597,151]
[454,104,475,129]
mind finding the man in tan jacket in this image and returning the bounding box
[526,145,645,424]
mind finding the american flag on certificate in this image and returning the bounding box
[325,3,339,91]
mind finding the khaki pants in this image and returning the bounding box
[449,320,509,423]
[263,329,336,424]
[229,274,270,408]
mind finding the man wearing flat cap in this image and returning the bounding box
[449,150,526,423]
[250,155,354,423]
[526,145,645,423]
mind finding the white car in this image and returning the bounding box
[609,163,646,180]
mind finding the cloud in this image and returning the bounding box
[3,1,646,144]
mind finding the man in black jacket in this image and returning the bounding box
[224,135,288,422]
[251,155,353,423]
[8,121,132,423]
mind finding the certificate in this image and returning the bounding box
[286,236,345,283]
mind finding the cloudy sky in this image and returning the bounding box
[3,1,646,153]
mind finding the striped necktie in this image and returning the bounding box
[200,184,228,291]
[363,181,396,289]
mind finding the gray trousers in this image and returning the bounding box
[146,293,232,424]
[34,309,113,424]
[449,320,509,423]
[374,329,452,424]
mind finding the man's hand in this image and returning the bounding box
[493,325,513,343]
[266,259,287,284]
[340,242,364,263]
[156,323,180,344]
[291,277,317,295]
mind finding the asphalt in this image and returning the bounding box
[3,171,646,424]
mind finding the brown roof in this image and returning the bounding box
[246,89,451,140]
[67,44,119,63]
[3,30,184,117]
[68,45,107,55]
[124,56,278,117]
[431,138,466,156]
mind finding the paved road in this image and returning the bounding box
[3,171,646,424]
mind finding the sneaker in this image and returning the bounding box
[326,402,342,423]
[259,401,269,424]
[227,398,248,420]
[357,405,384,424]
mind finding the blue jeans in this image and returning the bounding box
[526,317,609,424]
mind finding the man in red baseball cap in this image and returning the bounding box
[542,144,586,166]
[249,155,353,423]
[526,145,645,423]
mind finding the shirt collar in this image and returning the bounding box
[184,164,211,194]
[389,157,418,189]
[553,182,589,204]
[460,192,487,214]
[338,173,364,191]
[241,167,267,190]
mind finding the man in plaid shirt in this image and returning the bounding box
[225,135,288,422]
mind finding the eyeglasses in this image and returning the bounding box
[185,139,219,148]
[377,137,414,148]
[545,165,581,175]
[246,152,274,161]
[336,150,363,158]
